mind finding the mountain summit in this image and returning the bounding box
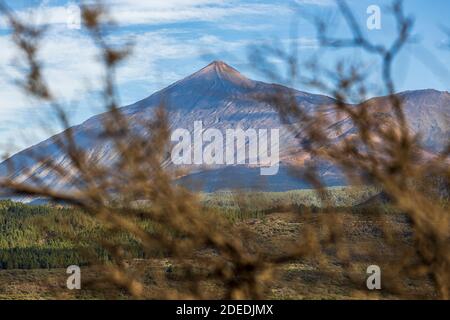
[125,61,263,114]
[187,60,256,88]
[1,62,449,193]
[193,60,244,78]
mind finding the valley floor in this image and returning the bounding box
[0,211,436,300]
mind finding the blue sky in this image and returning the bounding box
[0,0,449,154]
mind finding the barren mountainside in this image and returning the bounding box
[0,61,449,193]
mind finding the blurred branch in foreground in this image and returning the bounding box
[0,0,448,299]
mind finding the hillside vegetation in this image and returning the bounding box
[0,187,380,269]
[1,188,436,299]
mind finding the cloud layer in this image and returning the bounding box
[0,0,295,153]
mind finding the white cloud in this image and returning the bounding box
[0,0,294,154]
[0,25,254,153]
[0,27,101,110]
[294,0,335,6]
[0,0,291,28]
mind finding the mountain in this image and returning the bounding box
[0,61,449,194]
[367,89,450,152]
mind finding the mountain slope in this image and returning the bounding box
[368,89,450,152]
[0,61,449,193]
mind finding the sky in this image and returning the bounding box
[0,0,449,155]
